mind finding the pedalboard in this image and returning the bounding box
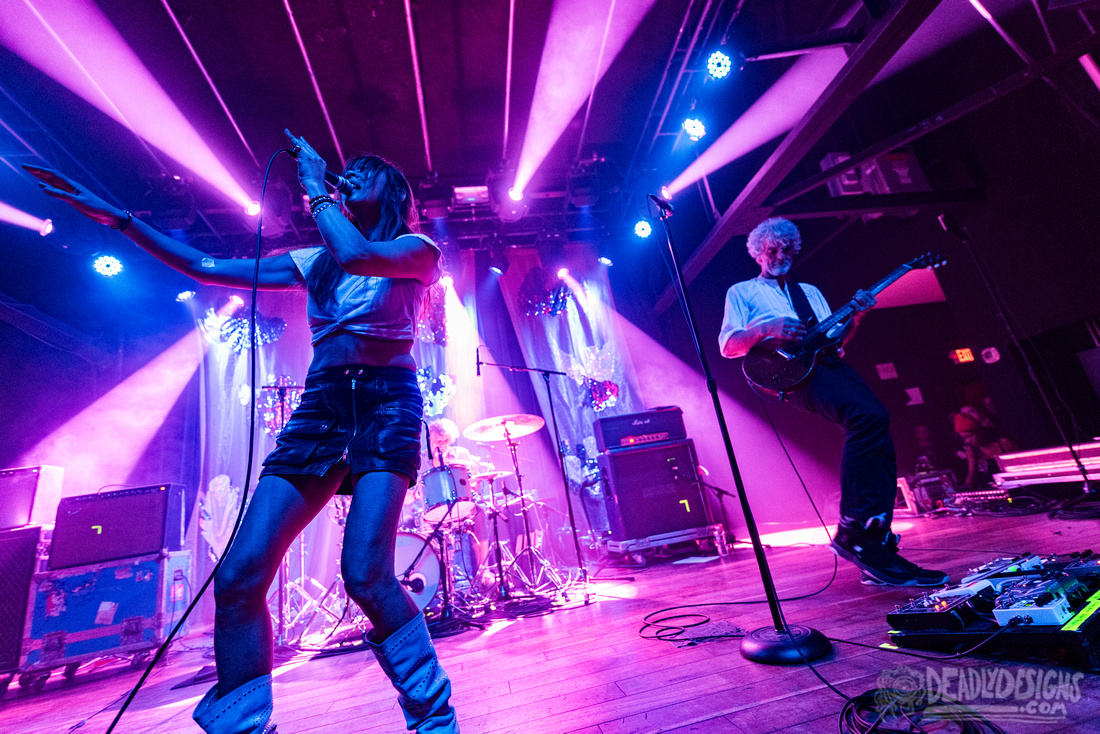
[886,551,1100,671]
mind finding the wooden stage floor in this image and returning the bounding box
[2,512,1098,733]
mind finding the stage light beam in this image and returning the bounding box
[0,201,53,234]
[513,0,659,196]
[0,0,254,210]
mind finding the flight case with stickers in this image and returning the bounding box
[20,550,190,674]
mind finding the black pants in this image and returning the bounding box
[784,356,896,523]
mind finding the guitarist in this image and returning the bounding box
[718,217,948,587]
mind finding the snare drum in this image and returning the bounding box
[394,532,441,611]
[421,465,478,524]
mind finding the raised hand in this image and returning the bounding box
[23,165,127,228]
[283,129,328,195]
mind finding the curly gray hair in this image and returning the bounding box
[746,217,802,258]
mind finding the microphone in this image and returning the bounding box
[648,193,675,214]
[400,573,426,595]
[285,131,356,195]
[475,345,482,377]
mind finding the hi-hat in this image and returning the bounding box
[463,414,544,442]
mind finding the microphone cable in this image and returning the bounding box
[105,147,291,732]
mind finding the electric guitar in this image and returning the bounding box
[742,252,946,397]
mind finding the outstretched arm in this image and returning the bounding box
[26,166,300,290]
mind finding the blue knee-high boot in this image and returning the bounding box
[192,674,277,734]
[367,613,459,732]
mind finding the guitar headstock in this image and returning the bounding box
[905,252,947,271]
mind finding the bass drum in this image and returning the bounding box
[393,532,441,611]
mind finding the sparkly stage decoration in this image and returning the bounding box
[417,282,448,345]
[259,376,304,437]
[519,266,572,316]
[565,345,620,411]
[417,367,457,417]
[201,307,286,352]
[583,377,619,411]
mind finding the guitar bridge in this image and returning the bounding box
[776,349,796,361]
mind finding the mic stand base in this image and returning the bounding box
[740,625,832,665]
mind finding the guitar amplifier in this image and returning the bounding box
[0,526,45,672]
[597,439,711,546]
[0,466,64,531]
[594,406,686,452]
[49,484,185,570]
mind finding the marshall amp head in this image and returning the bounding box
[593,406,687,452]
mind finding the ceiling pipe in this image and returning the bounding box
[502,0,516,162]
[403,0,434,173]
[282,0,344,162]
[158,0,260,169]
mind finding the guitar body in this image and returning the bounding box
[742,334,839,397]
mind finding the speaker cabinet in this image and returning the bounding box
[0,466,64,531]
[49,484,185,570]
[597,439,709,543]
[0,525,44,672]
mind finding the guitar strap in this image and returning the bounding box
[786,282,819,328]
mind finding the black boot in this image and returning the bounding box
[831,519,949,587]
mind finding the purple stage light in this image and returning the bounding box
[0,0,254,210]
[246,201,262,216]
[512,0,658,196]
[0,201,53,234]
[93,254,122,277]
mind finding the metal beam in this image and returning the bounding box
[773,188,985,219]
[769,31,1100,208]
[655,0,943,313]
[0,293,108,365]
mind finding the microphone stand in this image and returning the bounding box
[653,205,830,664]
[477,357,593,604]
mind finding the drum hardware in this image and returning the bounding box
[472,360,597,606]
[463,414,567,606]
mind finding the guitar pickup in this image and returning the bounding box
[776,349,796,360]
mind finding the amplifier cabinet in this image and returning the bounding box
[0,466,64,531]
[49,483,185,570]
[21,551,190,672]
[0,526,45,672]
[597,439,711,544]
[593,406,686,452]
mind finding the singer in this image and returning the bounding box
[26,134,459,734]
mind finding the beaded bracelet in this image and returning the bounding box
[311,201,338,219]
[309,195,336,214]
[110,210,133,232]
[308,194,332,210]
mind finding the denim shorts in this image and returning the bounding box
[260,365,424,492]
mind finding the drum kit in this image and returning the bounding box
[394,412,567,622]
[282,412,568,646]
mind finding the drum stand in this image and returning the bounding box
[411,498,484,635]
[499,429,565,597]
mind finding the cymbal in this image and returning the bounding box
[471,470,514,484]
[462,413,545,442]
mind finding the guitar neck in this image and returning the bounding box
[810,264,912,336]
